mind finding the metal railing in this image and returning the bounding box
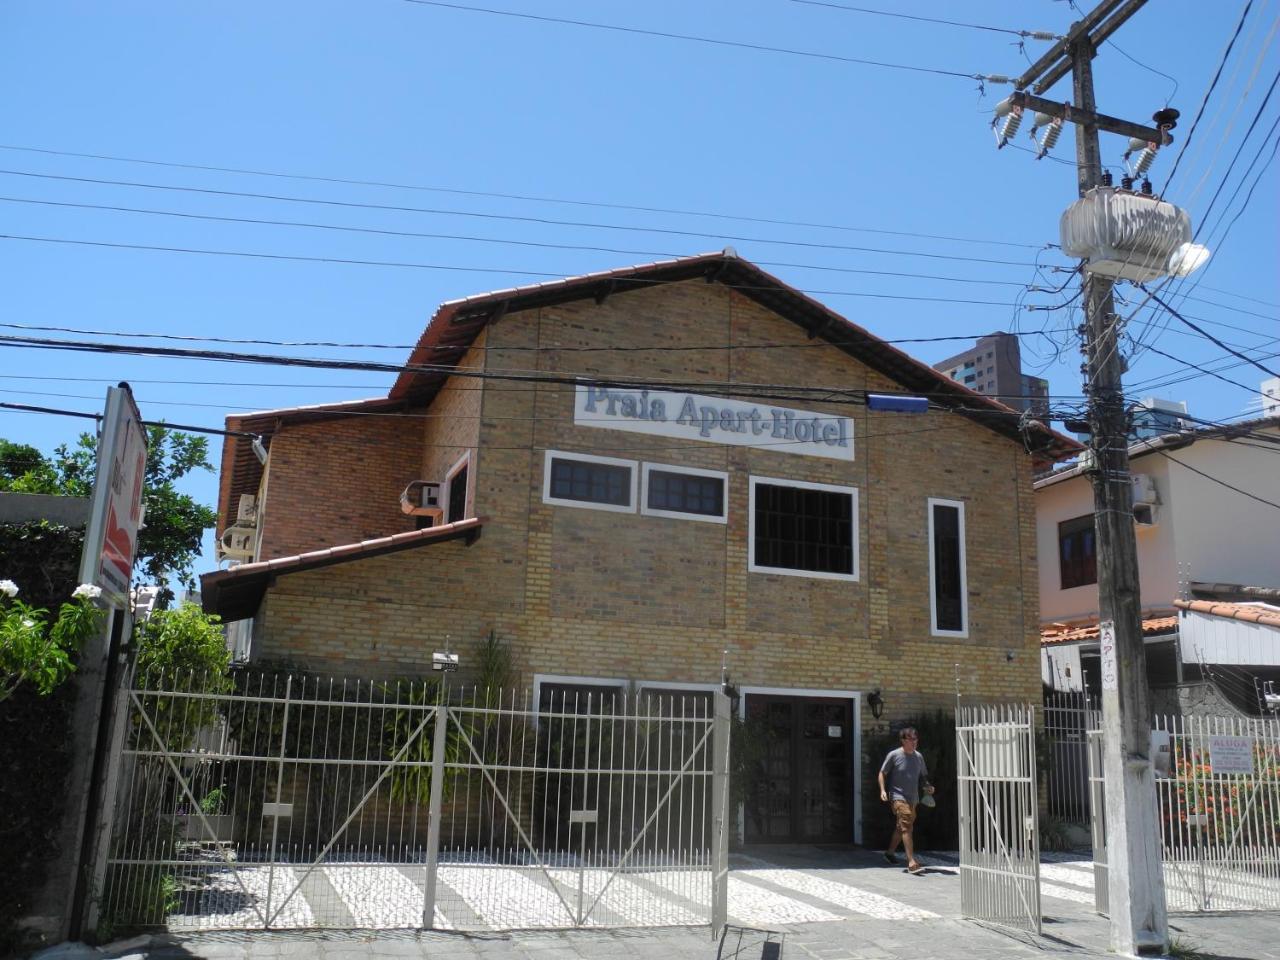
[956,703,1041,935]
[1042,691,1100,827]
[91,668,729,935]
[1154,713,1280,912]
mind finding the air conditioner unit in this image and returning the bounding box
[1131,474,1158,506]
[236,494,258,526]
[218,524,256,561]
[399,480,444,522]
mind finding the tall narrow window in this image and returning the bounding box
[1058,514,1097,589]
[447,462,468,524]
[929,498,967,636]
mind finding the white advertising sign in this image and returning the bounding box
[1208,735,1254,775]
[573,384,854,461]
[1099,619,1118,691]
[79,386,148,606]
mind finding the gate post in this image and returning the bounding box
[82,648,135,937]
[421,702,449,929]
[710,691,731,938]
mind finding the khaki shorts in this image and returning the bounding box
[891,798,916,833]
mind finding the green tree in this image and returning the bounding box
[0,427,217,603]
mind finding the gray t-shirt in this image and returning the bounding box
[880,747,929,805]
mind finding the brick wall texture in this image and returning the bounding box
[242,279,1044,834]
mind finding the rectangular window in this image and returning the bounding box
[641,464,728,523]
[749,477,858,580]
[928,498,968,636]
[446,458,469,524]
[538,681,623,715]
[542,451,637,513]
[1059,514,1097,589]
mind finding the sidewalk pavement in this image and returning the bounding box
[32,847,1279,960]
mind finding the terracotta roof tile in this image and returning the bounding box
[1174,598,1280,628]
[1041,612,1179,646]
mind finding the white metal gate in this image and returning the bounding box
[956,703,1041,935]
[1088,713,1280,914]
[90,668,729,935]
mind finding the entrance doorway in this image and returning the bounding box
[743,693,855,843]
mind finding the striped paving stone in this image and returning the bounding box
[734,856,937,920]
[323,864,451,929]
[438,865,579,928]
[546,869,705,927]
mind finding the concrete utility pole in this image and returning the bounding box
[1010,1,1169,954]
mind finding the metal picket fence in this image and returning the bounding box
[956,703,1041,935]
[1153,713,1280,912]
[1086,712,1280,914]
[1042,691,1100,827]
[90,668,730,935]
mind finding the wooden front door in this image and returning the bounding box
[744,694,854,843]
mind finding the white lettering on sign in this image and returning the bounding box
[1208,736,1254,775]
[1099,620,1118,691]
[574,384,854,461]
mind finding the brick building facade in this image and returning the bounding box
[202,252,1078,844]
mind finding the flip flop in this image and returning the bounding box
[908,863,925,874]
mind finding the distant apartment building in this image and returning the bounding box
[1132,396,1190,440]
[1263,377,1280,417]
[933,332,1049,415]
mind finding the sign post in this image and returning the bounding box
[65,384,149,940]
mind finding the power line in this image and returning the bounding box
[0,319,1083,353]
[1156,449,1280,511]
[0,194,1035,288]
[0,400,255,440]
[398,0,988,81]
[1142,286,1280,380]
[0,168,1044,266]
[1135,341,1278,396]
[787,0,1057,40]
[0,144,1042,249]
[0,233,1045,307]
[1161,0,1256,192]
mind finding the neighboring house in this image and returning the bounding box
[200,251,1078,844]
[1037,417,1280,711]
[932,331,1049,415]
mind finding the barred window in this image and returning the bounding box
[750,478,857,579]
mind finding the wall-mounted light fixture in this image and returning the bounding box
[867,689,884,720]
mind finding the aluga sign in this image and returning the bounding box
[574,384,854,461]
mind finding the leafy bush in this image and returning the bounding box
[1,580,105,703]
[0,522,83,955]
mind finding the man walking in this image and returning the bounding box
[878,726,935,874]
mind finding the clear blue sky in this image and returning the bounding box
[2,1,1276,575]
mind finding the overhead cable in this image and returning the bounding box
[399,0,990,81]
[0,144,1041,249]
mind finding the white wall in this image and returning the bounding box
[1180,608,1280,666]
[1036,426,1280,625]
[1042,644,1083,691]
[1164,432,1280,588]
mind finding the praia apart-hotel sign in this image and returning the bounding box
[575,384,854,461]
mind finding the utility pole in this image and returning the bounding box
[1008,2,1170,955]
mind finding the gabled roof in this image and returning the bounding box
[217,252,1082,524]
[1035,414,1280,490]
[1041,612,1179,646]
[1175,598,1280,628]
[201,517,484,622]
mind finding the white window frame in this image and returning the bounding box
[443,452,471,524]
[748,476,860,581]
[640,462,729,524]
[542,450,638,514]
[928,497,969,638]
